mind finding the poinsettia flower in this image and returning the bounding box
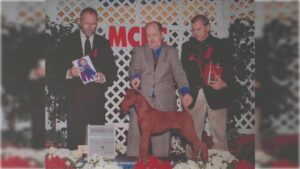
[204,47,213,60]
[235,134,255,146]
[270,159,297,168]
[157,161,172,169]
[270,134,298,146]
[91,48,98,58]
[134,160,147,169]
[2,156,31,168]
[234,159,254,169]
[45,156,71,169]
[188,54,197,62]
[147,156,160,168]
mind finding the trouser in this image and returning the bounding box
[186,89,228,158]
[31,92,45,149]
[255,108,262,150]
[66,84,105,150]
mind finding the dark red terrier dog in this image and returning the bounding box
[120,89,208,161]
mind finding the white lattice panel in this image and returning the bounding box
[165,27,182,51]
[234,112,255,134]
[262,1,298,23]
[104,47,132,149]
[257,1,299,135]
[180,0,218,36]
[56,0,98,23]
[227,0,254,21]
[225,0,255,134]
[2,1,45,27]
[97,0,137,25]
[105,47,132,125]
[137,0,181,26]
[271,111,299,134]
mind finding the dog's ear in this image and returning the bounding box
[125,88,134,95]
[124,88,129,93]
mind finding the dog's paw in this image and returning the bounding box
[201,150,209,162]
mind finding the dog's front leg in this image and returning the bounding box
[139,131,150,159]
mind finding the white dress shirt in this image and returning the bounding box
[80,30,94,56]
[66,31,95,79]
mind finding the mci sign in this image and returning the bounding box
[108,26,167,47]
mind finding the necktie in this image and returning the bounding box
[152,50,158,71]
[85,36,91,56]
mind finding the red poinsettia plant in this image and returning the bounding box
[45,155,74,169]
[1,156,31,168]
[234,159,255,169]
[204,47,213,60]
[134,156,172,169]
[90,48,98,58]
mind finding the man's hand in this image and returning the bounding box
[131,78,141,89]
[255,80,261,90]
[34,66,45,79]
[95,72,106,84]
[208,74,227,90]
[69,66,80,77]
[180,94,193,109]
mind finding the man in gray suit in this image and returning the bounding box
[126,21,193,157]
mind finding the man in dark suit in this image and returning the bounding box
[181,15,235,157]
[55,7,117,150]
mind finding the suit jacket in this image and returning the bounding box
[129,44,189,111]
[55,31,117,93]
[181,35,235,110]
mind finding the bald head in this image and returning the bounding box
[145,21,163,32]
[145,21,163,49]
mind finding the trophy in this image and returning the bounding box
[203,62,223,85]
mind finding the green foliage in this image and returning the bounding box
[235,143,255,164]
[227,18,255,129]
[45,15,78,129]
[45,128,67,147]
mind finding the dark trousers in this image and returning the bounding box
[31,100,45,149]
[66,83,106,150]
[30,80,45,149]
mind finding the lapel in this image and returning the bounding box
[75,31,84,58]
[157,45,167,64]
[144,44,154,72]
[92,34,98,51]
[91,34,99,59]
[144,44,168,73]
[154,45,167,77]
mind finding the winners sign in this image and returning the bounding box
[87,125,115,159]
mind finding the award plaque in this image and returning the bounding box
[87,125,115,159]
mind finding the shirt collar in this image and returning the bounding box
[151,46,162,57]
[192,34,211,44]
[80,30,94,40]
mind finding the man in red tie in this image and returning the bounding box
[54,7,117,150]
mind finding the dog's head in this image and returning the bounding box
[119,89,140,114]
